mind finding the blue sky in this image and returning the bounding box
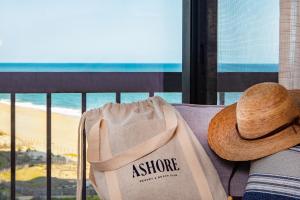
[0,0,279,64]
[0,0,182,63]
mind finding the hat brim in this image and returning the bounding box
[208,90,300,161]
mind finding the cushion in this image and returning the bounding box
[243,146,300,200]
[174,104,249,197]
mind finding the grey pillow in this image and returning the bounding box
[243,145,300,200]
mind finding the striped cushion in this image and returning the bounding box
[243,145,300,200]
[290,145,300,152]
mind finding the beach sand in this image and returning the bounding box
[0,102,80,155]
[0,103,100,197]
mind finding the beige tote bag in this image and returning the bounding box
[77,97,226,200]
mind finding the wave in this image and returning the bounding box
[0,99,81,116]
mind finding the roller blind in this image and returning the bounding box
[280,0,300,89]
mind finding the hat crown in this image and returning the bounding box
[236,82,299,139]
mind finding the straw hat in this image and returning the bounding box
[208,82,300,161]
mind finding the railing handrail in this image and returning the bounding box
[0,72,277,93]
[0,72,181,93]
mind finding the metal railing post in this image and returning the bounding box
[10,93,16,200]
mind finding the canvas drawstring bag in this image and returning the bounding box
[77,97,226,200]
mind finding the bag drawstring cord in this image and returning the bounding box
[227,162,240,200]
[76,112,87,200]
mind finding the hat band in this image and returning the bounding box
[236,116,300,141]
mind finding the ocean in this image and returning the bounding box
[0,63,182,72]
[0,63,278,116]
[0,63,278,72]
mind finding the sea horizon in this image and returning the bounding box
[0,62,278,72]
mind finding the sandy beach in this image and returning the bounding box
[0,103,100,197]
[0,102,80,155]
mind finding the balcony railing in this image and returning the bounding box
[0,71,277,199]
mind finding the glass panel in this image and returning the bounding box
[218,0,279,103]
[154,92,182,104]
[0,0,182,72]
[218,0,279,72]
[51,93,81,198]
[0,0,182,198]
[0,93,11,199]
[121,93,149,103]
[87,93,116,110]
[15,94,47,199]
[217,92,242,105]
